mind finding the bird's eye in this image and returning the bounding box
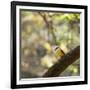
[55,47,59,50]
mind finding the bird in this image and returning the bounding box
[52,46,65,59]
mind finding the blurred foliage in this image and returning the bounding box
[20,10,80,78]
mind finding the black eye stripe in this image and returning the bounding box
[55,47,59,50]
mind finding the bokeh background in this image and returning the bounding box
[20,10,80,78]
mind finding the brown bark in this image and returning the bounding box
[43,46,80,77]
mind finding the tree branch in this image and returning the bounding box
[43,46,80,77]
[38,12,57,44]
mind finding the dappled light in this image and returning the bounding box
[20,10,80,78]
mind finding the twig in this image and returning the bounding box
[38,12,57,44]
